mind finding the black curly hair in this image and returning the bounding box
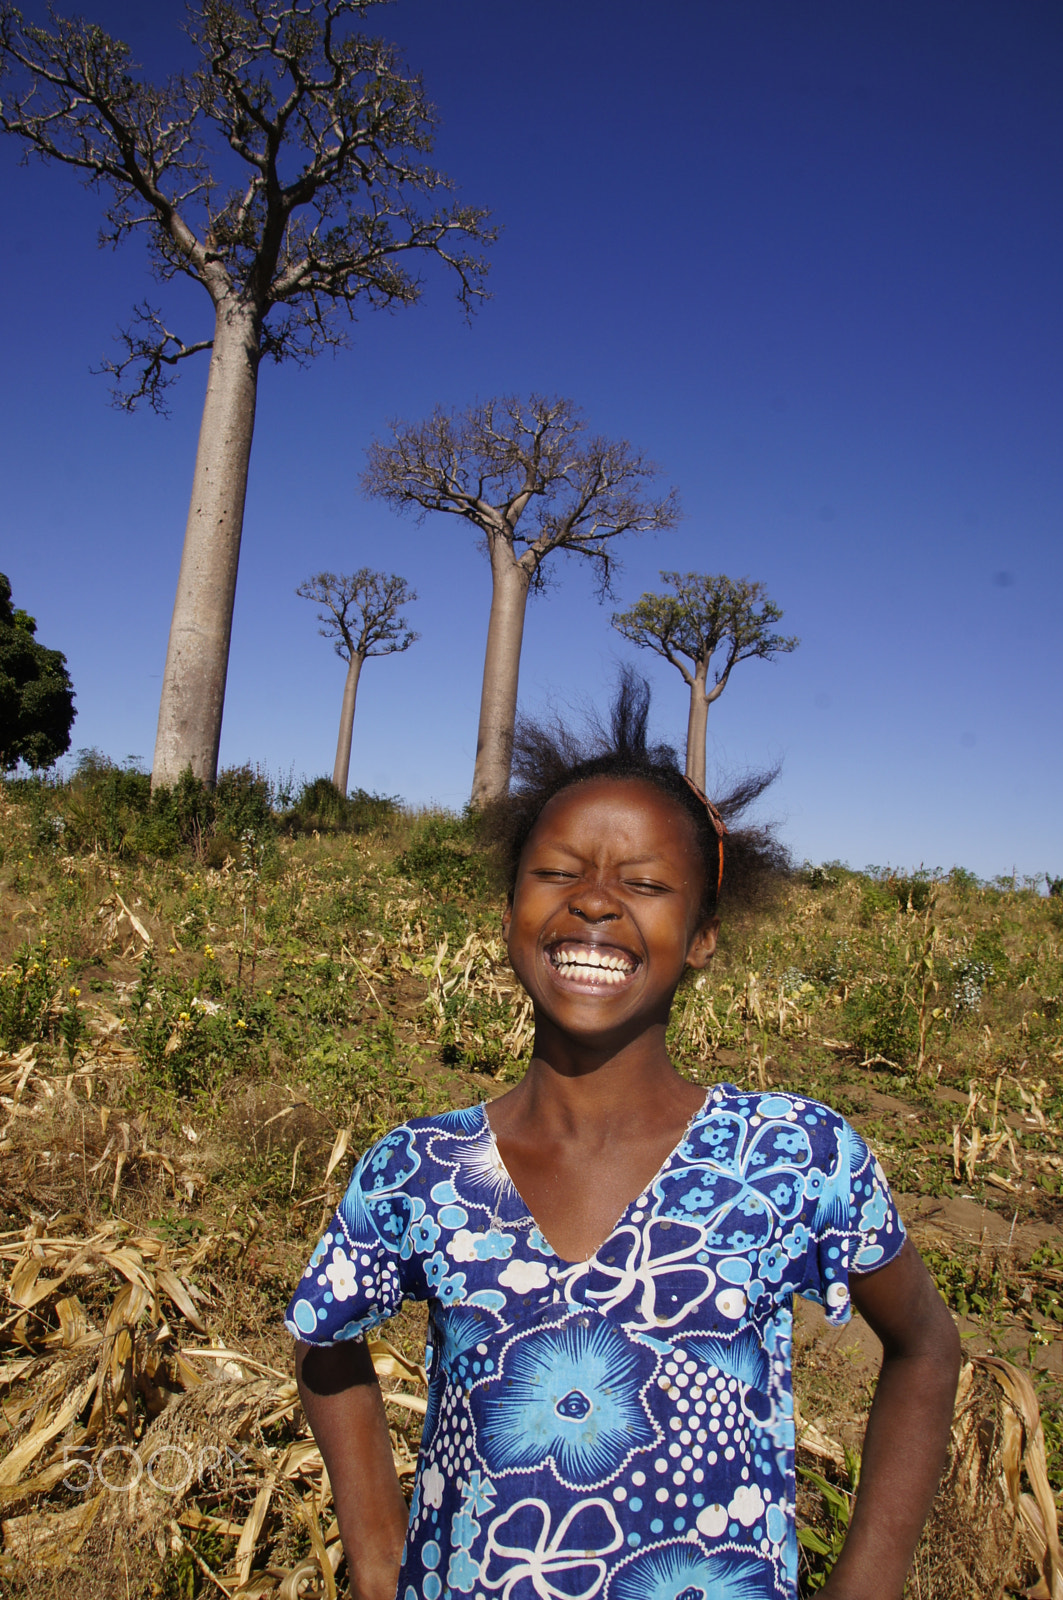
[483,669,790,923]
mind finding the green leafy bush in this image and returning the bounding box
[283,778,399,835]
[843,981,917,1064]
[395,811,491,900]
[859,880,896,920]
[14,754,278,862]
[0,940,60,1049]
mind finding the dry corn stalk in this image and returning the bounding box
[952,1077,1025,1188]
[974,1357,1063,1600]
[0,1212,428,1592]
[921,1357,1063,1600]
[425,931,533,1071]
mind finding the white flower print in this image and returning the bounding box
[483,1496,622,1600]
[562,1216,715,1331]
[498,1259,550,1293]
[696,1501,729,1538]
[715,1287,747,1319]
[323,1246,359,1302]
[728,1484,765,1526]
[422,1460,446,1510]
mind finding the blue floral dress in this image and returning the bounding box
[286,1085,905,1600]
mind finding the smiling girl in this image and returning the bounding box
[289,677,960,1600]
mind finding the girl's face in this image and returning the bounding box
[502,776,719,1047]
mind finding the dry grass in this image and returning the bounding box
[0,1165,427,1596]
[1,787,1061,1595]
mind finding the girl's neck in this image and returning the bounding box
[499,1024,703,1140]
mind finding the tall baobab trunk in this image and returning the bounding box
[151,298,261,788]
[684,663,726,791]
[470,542,533,807]
[685,665,710,791]
[332,651,365,794]
[685,688,709,791]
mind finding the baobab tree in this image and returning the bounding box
[297,569,417,794]
[362,395,680,805]
[612,572,798,790]
[0,1,493,789]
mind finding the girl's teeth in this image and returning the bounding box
[553,956,632,983]
[552,946,633,975]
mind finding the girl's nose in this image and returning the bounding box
[568,885,621,922]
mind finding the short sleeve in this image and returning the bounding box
[285,1123,430,1345]
[795,1112,906,1328]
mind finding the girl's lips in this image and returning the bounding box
[545,940,641,988]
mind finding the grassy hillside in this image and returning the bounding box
[1,766,1060,1597]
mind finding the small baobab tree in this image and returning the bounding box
[362,395,680,806]
[612,572,798,791]
[297,569,417,794]
[0,0,493,789]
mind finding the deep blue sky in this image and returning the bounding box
[2,1,1060,879]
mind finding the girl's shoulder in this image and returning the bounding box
[354,1102,489,1170]
[402,1102,488,1137]
[697,1081,851,1123]
[692,1081,873,1164]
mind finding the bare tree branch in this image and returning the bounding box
[0,1,495,788]
[0,0,496,403]
[296,568,419,661]
[93,301,214,414]
[362,395,680,802]
[362,395,680,597]
[297,564,418,792]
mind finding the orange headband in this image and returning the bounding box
[681,775,727,896]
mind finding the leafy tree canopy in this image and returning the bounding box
[0,574,76,770]
[613,571,799,691]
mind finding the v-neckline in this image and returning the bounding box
[480,1089,713,1268]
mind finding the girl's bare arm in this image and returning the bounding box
[819,1239,961,1599]
[296,1339,410,1600]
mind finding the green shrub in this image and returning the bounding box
[860,869,935,918]
[347,787,400,832]
[0,940,60,1049]
[804,861,846,889]
[5,754,279,862]
[213,764,275,838]
[285,776,349,833]
[439,990,519,1074]
[949,929,1008,1015]
[891,875,934,913]
[283,778,400,836]
[395,811,491,899]
[859,880,896,920]
[843,981,917,1064]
